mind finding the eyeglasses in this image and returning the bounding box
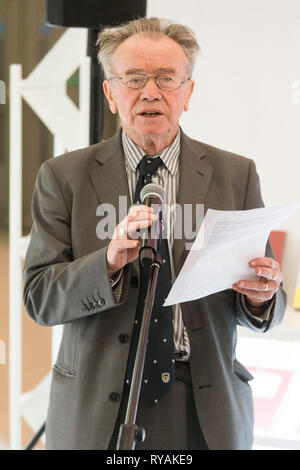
[109,73,191,91]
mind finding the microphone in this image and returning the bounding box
[139,183,165,268]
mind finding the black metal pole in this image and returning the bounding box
[116,256,163,450]
[24,423,46,450]
[87,28,104,145]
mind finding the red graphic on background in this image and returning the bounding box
[269,230,286,266]
[248,367,294,430]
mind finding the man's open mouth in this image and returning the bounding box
[139,111,163,117]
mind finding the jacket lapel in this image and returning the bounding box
[88,131,131,219]
[173,131,214,275]
[88,130,140,278]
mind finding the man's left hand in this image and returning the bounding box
[232,257,283,307]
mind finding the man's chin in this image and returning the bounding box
[122,122,178,148]
[134,122,171,138]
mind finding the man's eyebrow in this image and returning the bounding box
[157,67,177,74]
[124,67,177,75]
[124,68,144,75]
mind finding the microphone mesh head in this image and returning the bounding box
[140,183,165,204]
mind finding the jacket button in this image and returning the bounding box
[98,298,105,307]
[109,392,120,402]
[119,333,129,344]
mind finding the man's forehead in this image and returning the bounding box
[111,35,189,74]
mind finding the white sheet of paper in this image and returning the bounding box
[164,200,300,306]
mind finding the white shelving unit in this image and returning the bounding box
[9,28,91,449]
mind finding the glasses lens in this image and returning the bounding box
[123,74,146,88]
[157,76,181,90]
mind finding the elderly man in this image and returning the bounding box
[23,17,286,450]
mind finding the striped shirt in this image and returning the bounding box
[121,129,190,361]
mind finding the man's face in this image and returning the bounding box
[103,34,194,149]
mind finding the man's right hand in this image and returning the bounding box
[106,205,158,277]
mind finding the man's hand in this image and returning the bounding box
[232,257,283,307]
[106,205,157,277]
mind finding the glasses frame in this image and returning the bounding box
[109,73,191,91]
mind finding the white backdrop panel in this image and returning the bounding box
[147,0,300,321]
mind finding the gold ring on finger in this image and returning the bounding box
[119,227,126,237]
[264,282,269,291]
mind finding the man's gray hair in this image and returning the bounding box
[96,17,200,78]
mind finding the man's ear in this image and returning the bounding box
[183,80,195,112]
[103,80,118,114]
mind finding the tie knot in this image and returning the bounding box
[137,156,163,177]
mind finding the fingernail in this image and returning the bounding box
[250,261,255,266]
[238,281,244,287]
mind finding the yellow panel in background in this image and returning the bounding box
[294,288,300,310]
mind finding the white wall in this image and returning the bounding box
[147,0,300,330]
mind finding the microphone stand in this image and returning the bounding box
[116,250,163,450]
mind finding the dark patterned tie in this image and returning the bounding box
[126,156,175,406]
[133,155,164,202]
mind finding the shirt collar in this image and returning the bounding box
[122,129,180,176]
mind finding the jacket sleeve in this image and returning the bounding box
[235,159,287,332]
[23,161,130,327]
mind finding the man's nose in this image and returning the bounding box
[139,77,162,101]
